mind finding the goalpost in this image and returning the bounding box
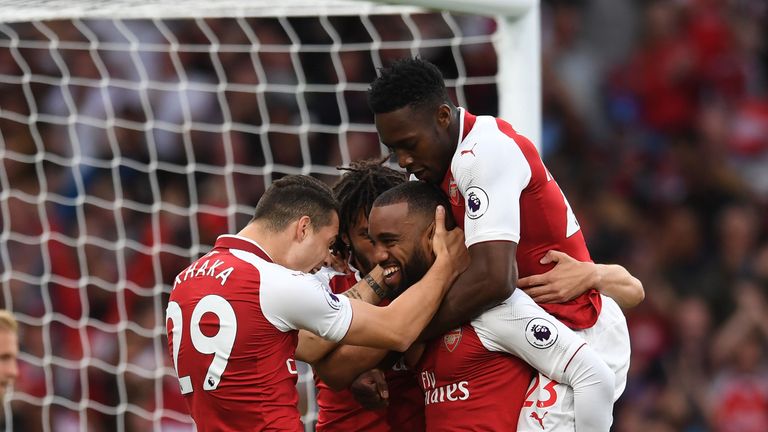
[0,1,539,431]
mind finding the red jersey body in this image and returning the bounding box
[416,324,534,431]
[441,109,601,329]
[166,235,353,431]
[315,271,425,432]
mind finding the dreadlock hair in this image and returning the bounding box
[332,158,407,250]
[367,57,453,114]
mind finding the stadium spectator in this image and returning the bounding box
[708,279,768,432]
[0,310,19,403]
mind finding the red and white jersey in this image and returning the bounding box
[440,108,601,329]
[315,269,425,432]
[416,323,534,431]
[166,235,353,432]
[416,287,610,431]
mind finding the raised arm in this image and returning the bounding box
[419,241,517,340]
[517,250,644,309]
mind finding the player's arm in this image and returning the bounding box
[549,343,615,431]
[313,346,393,390]
[420,241,517,340]
[475,293,615,431]
[421,133,531,340]
[297,266,390,364]
[518,250,645,308]
[308,269,393,388]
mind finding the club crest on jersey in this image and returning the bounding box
[448,178,461,206]
[525,318,558,349]
[443,328,462,352]
[464,186,488,219]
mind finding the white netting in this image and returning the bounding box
[0,4,502,431]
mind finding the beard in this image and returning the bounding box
[349,243,374,275]
[393,248,432,298]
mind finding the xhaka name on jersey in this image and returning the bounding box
[173,251,235,288]
[420,370,470,405]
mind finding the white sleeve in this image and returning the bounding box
[561,344,615,431]
[312,266,345,286]
[473,289,614,431]
[452,128,531,247]
[258,265,353,343]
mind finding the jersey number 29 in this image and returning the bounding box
[166,295,237,394]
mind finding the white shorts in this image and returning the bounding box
[517,295,631,431]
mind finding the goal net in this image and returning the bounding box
[0,0,538,430]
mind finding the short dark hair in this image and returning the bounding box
[252,175,338,231]
[333,158,407,239]
[373,181,455,228]
[367,57,451,114]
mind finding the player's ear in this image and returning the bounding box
[436,104,452,129]
[295,215,312,241]
[424,216,436,244]
[424,218,437,260]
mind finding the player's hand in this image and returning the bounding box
[350,369,389,410]
[431,205,469,278]
[323,249,349,274]
[517,250,598,304]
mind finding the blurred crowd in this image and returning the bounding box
[0,0,766,430]
[540,0,768,431]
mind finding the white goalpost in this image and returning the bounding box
[0,1,539,431]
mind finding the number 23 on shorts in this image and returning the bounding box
[523,375,559,409]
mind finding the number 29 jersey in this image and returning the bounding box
[166,235,354,431]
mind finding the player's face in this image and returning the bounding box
[375,104,454,184]
[0,329,18,401]
[298,212,340,273]
[344,211,376,275]
[368,202,433,295]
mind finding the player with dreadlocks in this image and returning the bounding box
[329,158,407,281]
[312,159,426,432]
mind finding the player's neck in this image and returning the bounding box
[236,222,291,266]
[448,107,461,152]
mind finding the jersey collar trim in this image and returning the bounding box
[458,107,477,142]
[346,260,363,282]
[214,234,274,263]
[441,107,478,190]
